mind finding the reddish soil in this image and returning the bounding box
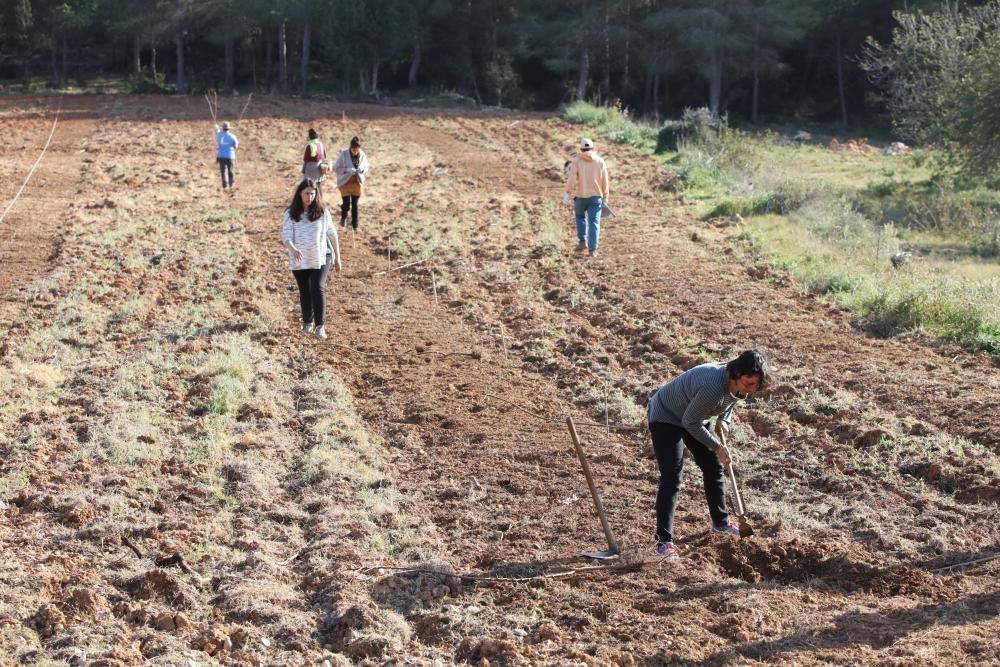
[0,95,997,665]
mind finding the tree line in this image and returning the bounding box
[0,1,985,126]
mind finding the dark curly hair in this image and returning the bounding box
[725,349,771,390]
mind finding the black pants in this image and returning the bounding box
[291,262,331,326]
[340,195,359,229]
[217,158,235,188]
[650,421,728,545]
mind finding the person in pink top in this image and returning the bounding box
[302,128,327,194]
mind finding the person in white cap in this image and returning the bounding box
[214,120,239,192]
[565,137,610,256]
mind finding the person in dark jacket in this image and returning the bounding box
[647,350,770,559]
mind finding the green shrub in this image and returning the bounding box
[129,72,169,94]
[563,101,657,149]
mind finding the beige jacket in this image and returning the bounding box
[567,151,609,199]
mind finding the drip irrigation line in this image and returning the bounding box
[482,392,640,432]
[0,96,63,227]
[359,562,635,583]
[324,341,479,360]
[930,552,1000,573]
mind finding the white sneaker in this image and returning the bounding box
[302,323,314,335]
[314,326,327,340]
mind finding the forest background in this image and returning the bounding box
[0,0,966,126]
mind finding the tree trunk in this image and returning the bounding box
[623,0,630,97]
[175,32,185,94]
[835,29,848,128]
[408,39,422,87]
[603,3,611,100]
[133,34,141,75]
[359,68,370,95]
[371,61,380,96]
[278,22,287,91]
[50,37,58,84]
[708,45,723,116]
[62,37,68,86]
[224,37,235,93]
[642,59,654,115]
[653,70,661,120]
[264,30,273,93]
[300,22,311,94]
[751,17,760,124]
[251,37,257,92]
[577,46,589,101]
[151,42,157,77]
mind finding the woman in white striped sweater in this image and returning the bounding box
[281,179,342,339]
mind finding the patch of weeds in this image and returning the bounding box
[369,533,387,552]
[200,334,254,381]
[573,385,644,427]
[108,295,146,326]
[208,373,251,416]
[0,471,29,499]
[186,414,234,463]
[115,354,170,402]
[534,201,564,247]
[89,408,164,465]
[260,139,299,164]
[186,542,215,563]
[199,207,242,226]
[209,486,239,511]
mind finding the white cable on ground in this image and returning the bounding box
[0,95,64,226]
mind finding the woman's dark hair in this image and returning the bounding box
[288,179,325,221]
[350,136,361,148]
[725,349,770,389]
[308,128,318,140]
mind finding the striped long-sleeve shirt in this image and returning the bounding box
[282,209,336,270]
[647,363,739,451]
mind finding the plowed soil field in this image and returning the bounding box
[0,95,997,666]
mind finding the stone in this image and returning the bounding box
[155,612,176,631]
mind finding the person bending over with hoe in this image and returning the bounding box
[647,349,770,559]
[214,121,239,192]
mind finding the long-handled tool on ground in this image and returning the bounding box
[720,433,754,538]
[566,416,620,559]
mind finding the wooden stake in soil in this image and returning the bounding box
[499,323,508,362]
[429,269,439,304]
[604,383,610,436]
[237,92,253,123]
[566,416,620,559]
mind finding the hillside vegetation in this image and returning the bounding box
[565,101,1000,356]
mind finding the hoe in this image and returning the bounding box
[566,416,621,559]
[720,432,754,538]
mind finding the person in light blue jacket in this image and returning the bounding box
[214,121,239,191]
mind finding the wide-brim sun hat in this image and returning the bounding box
[580,137,594,149]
